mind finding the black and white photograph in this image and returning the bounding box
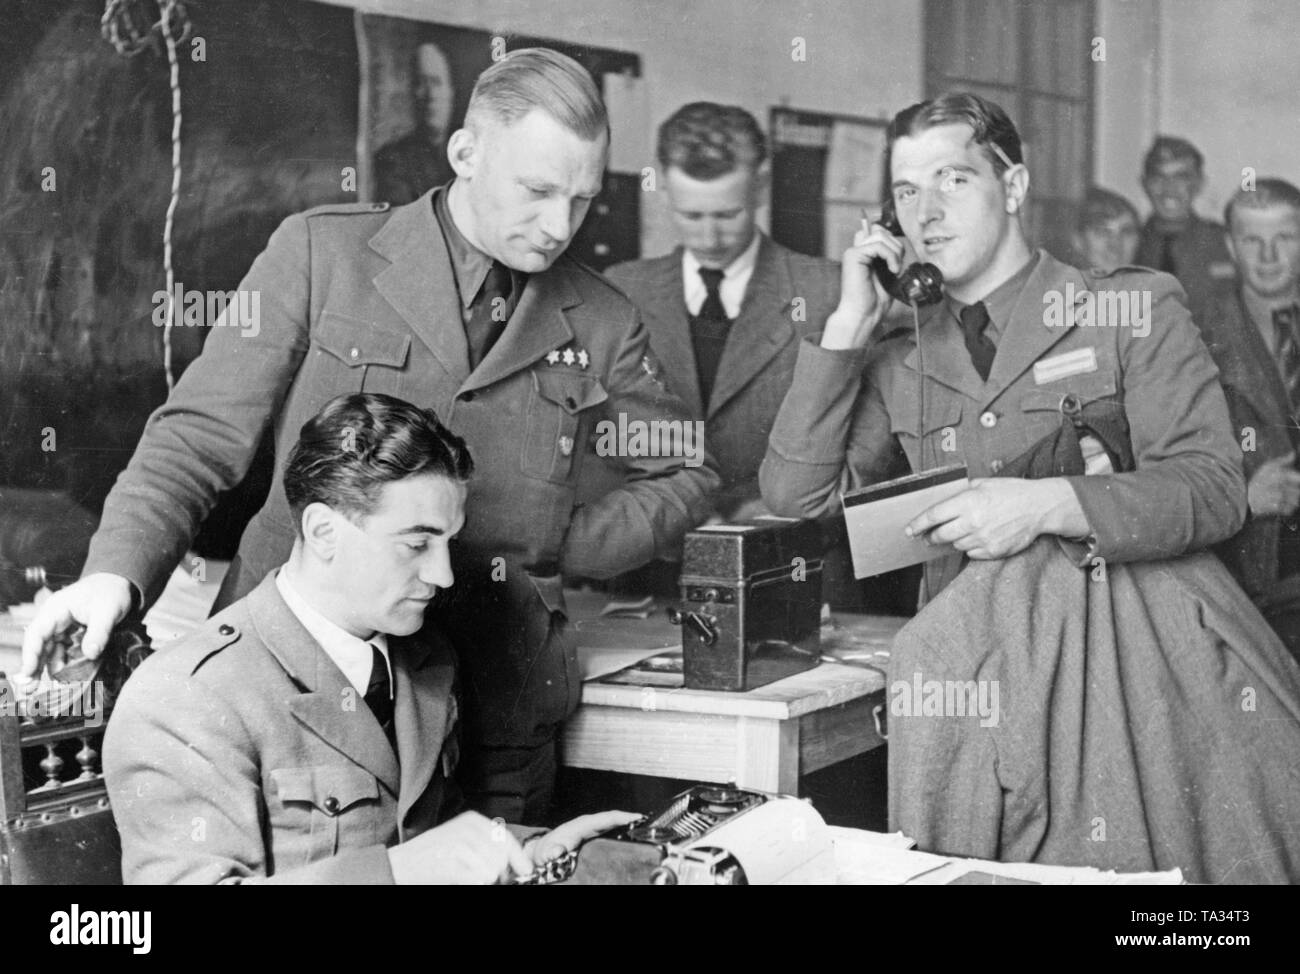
[0,0,1295,943]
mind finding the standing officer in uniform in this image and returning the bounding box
[1135,136,1235,324]
[759,93,1300,885]
[761,93,1244,600]
[24,49,718,823]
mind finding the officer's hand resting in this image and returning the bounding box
[18,572,135,689]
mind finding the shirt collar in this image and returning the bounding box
[945,252,1040,342]
[682,231,761,284]
[682,232,763,318]
[275,567,390,696]
[433,182,495,311]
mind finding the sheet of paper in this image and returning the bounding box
[832,829,952,884]
[579,646,677,682]
[694,798,838,885]
[824,119,886,202]
[603,71,650,173]
[566,588,681,681]
[842,465,970,577]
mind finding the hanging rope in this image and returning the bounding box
[101,0,191,391]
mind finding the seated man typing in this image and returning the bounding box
[103,393,632,883]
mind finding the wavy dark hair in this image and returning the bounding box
[283,393,473,532]
[885,91,1024,184]
[656,102,766,179]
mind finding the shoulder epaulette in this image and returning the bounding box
[303,201,392,218]
[178,618,244,676]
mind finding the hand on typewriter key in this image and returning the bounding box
[513,810,641,885]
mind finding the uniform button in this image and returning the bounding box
[348,347,360,360]
[979,411,997,428]
[558,435,575,457]
[990,459,1004,473]
[323,796,340,815]
[1060,393,1082,416]
[564,396,578,410]
[218,624,234,636]
[462,391,476,402]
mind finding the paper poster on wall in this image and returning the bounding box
[356,14,644,268]
[769,107,888,259]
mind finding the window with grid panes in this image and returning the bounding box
[925,0,1094,260]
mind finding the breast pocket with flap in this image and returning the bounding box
[311,312,411,393]
[521,369,609,483]
[268,765,382,864]
[889,397,964,469]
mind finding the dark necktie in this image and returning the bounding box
[959,301,997,381]
[364,644,396,749]
[1275,306,1300,421]
[466,260,514,370]
[691,266,731,408]
[1158,232,1178,275]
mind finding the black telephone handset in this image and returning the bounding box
[870,201,944,307]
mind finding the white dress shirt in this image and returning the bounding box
[276,568,391,698]
[682,232,761,318]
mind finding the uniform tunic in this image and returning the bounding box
[84,191,719,821]
[760,251,1300,882]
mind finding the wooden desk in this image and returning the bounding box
[562,598,906,794]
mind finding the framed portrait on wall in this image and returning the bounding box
[356,14,645,269]
[769,107,889,259]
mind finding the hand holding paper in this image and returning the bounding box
[906,477,1088,560]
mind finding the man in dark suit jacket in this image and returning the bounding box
[26,50,718,824]
[606,103,841,522]
[1198,178,1300,662]
[1135,136,1236,324]
[600,103,890,605]
[105,394,633,883]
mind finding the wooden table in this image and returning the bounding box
[561,593,907,794]
[4,578,908,796]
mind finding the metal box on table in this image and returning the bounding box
[671,518,823,691]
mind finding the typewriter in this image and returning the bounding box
[559,785,835,885]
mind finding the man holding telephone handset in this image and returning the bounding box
[760,93,1300,883]
[761,91,1244,589]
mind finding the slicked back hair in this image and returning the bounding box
[886,91,1024,181]
[284,393,473,534]
[463,47,607,142]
